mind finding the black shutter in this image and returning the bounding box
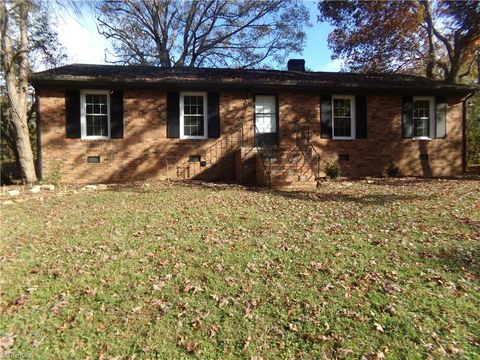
[320,94,332,139]
[110,90,124,139]
[402,96,413,138]
[207,92,220,138]
[65,89,81,138]
[355,95,367,138]
[435,96,447,139]
[167,92,180,138]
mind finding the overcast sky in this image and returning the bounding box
[54,1,340,72]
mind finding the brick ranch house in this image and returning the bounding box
[31,60,475,189]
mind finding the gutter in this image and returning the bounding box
[29,78,476,97]
[35,93,42,181]
[462,91,476,174]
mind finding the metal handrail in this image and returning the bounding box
[292,122,321,180]
[176,123,246,179]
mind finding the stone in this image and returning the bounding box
[97,184,108,190]
[8,189,20,196]
[2,200,15,205]
[41,184,55,191]
[29,185,42,194]
[83,184,97,190]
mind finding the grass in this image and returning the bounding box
[1,179,479,359]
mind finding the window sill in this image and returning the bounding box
[180,137,208,140]
[412,137,432,141]
[80,137,112,141]
[332,137,355,140]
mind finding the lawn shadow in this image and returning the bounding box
[365,176,480,187]
[421,244,480,277]
[180,180,429,206]
[267,190,428,206]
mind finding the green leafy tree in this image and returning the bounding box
[96,0,310,68]
[317,0,479,84]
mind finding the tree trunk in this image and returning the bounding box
[0,0,37,183]
[11,104,37,183]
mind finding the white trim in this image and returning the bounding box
[180,91,208,140]
[332,95,355,140]
[413,96,435,139]
[80,90,111,140]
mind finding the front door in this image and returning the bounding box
[254,95,278,147]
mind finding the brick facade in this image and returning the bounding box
[38,88,464,184]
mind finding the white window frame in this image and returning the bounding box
[80,90,111,140]
[180,91,208,140]
[332,95,355,140]
[412,96,435,140]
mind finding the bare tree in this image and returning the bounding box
[97,0,310,68]
[1,0,36,183]
[1,0,66,184]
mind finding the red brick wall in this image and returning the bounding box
[39,89,254,183]
[38,89,463,183]
[279,93,464,177]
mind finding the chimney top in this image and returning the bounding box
[287,59,305,72]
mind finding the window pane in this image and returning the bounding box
[414,118,429,137]
[255,96,276,114]
[184,115,204,136]
[256,114,276,133]
[84,93,109,137]
[413,100,429,119]
[86,114,108,136]
[334,117,351,137]
[183,95,205,136]
[413,99,430,137]
[333,98,351,117]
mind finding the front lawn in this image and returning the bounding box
[1,179,479,359]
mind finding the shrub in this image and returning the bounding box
[42,160,62,185]
[386,162,400,177]
[326,162,341,179]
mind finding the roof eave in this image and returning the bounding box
[29,76,477,96]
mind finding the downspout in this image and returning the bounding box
[462,91,475,174]
[35,90,42,181]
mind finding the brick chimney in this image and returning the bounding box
[287,59,305,72]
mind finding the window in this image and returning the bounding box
[81,90,110,139]
[255,95,277,133]
[332,95,355,139]
[413,97,434,139]
[180,92,207,139]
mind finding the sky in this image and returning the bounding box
[54,1,340,72]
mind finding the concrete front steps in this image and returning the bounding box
[258,147,318,191]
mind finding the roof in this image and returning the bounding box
[30,64,476,95]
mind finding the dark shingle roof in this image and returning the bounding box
[30,64,476,94]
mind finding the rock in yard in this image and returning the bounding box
[2,200,15,205]
[29,185,42,194]
[8,189,20,196]
[97,184,108,190]
[41,184,55,191]
[83,185,97,191]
